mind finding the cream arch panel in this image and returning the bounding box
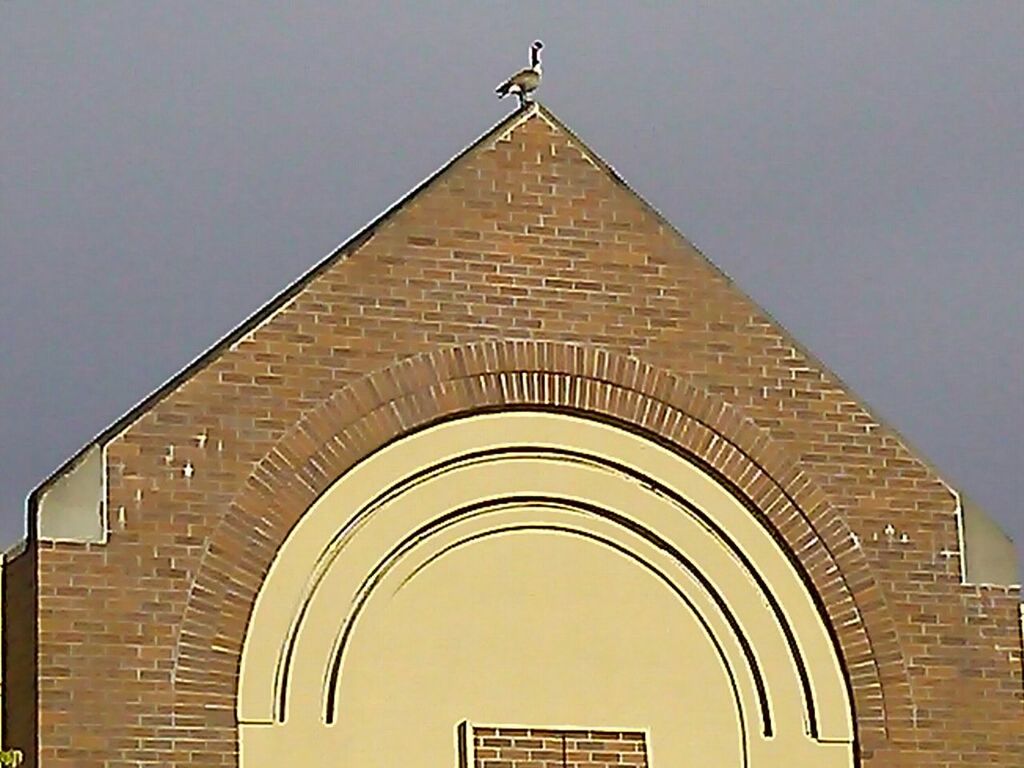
[238,411,855,767]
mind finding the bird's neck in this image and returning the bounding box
[530,49,541,68]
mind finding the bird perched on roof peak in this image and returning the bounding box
[495,40,543,108]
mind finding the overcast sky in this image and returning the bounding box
[2,3,1021,559]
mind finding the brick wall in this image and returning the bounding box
[13,104,1024,765]
[465,725,648,768]
[2,547,36,767]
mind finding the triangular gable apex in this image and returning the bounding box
[26,100,991,566]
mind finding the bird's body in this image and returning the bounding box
[496,41,543,107]
[495,67,541,100]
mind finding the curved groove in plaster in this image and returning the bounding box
[371,516,755,757]
[318,501,767,738]
[271,444,820,737]
[239,410,854,755]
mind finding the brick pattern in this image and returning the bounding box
[468,725,648,768]
[12,105,1022,766]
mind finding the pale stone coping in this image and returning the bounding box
[957,492,1021,588]
[34,443,106,543]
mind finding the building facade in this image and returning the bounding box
[2,103,1021,766]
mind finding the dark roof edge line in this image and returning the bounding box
[26,99,982,544]
[24,102,538,536]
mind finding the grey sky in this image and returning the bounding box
[2,2,1021,558]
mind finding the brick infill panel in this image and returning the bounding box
[463,723,649,768]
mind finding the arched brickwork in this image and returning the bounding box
[173,339,914,754]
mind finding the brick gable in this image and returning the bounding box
[6,103,1021,766]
